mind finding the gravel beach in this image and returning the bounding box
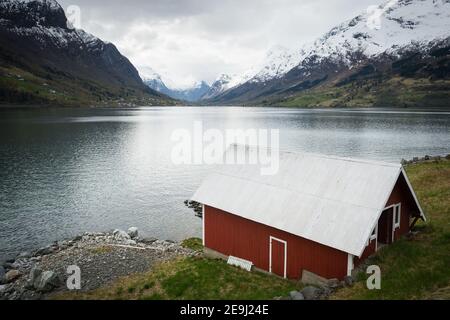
[0,228,198,300]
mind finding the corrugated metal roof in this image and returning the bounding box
[192,144,424,257]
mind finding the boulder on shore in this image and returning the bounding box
[16,251,31,259]
[113,229,131,241]
[301,269,328,287]
[289,290,305,300]
[31,269,61,293]
[140,237,158,245]
[5,270,21,283]
[344,275,355,287]
[127,227,138,239]
[301,286,322,300]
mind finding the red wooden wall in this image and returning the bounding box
[204,173,420,280]
[385,173,418,241]
[204,205,348,280]
[355,173,418,267]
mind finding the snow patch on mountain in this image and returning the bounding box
[249,45,308,83]
[140,67,211,102]
[201,71,257,99]
[306,0,450,64]
[1,0,62,11]
[238,0,450,87]
[0,0,109,51]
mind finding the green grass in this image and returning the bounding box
[332,160,450,300]
[269,77,450,108]
[181,238,203,251]
[0,65,176,107]
[55,257,300,300]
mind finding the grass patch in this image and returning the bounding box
[331,160,450,300]
[181,238,203,251]
[269,77,450,108]
[0,65,176,107]
[55,256,300,300]
[88,246,114,255]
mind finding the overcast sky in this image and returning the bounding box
[58,0,378,88]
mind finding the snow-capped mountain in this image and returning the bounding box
[0,0,167,106]
[1,0,106,50]
[300,0,450,64]
[201,72,256,100]
[139,67,169,93]
[201,74,235,100]
[201,74,231,100]
[140,68,210,102]
[248,45,308,84]
[214,0,450,104]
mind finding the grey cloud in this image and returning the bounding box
[58,0,378,86]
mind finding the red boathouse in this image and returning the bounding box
[192,145,425,280]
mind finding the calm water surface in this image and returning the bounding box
[1,106,450,258]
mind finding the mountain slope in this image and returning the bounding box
[0,0,173,106]
[211,0,450,107]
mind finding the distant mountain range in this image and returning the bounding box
[1,0,449,108]
[0,0,174,107]
[140,69,247,103]
[206,0,450,107]
[143,0,450,108]
[140,67,210,102]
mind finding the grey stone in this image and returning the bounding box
[34,245,55,256]
[140,237,158,245]
[113,229,131,241]
[320,286,332,297]
[301,269,328,287]
[11,258,33,270]
[5,269,21,283]
[327,278,342,289]
[29,266,43,286]
[301,286,322,300]
[274,296,291,300]
[0,284,6,294]
[123,239,137,246]
[34,271,61,293]
[289,291,305,300]
[0,266,5,284]
[127,227,139,239]
[344,275,355,287]
[30,256,42,263]
[17,251,31,259]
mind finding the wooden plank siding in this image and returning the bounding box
[355,174,418,266]
[386,173,419,241]
[204,205,348,280]
[354,239,376,268]
[204,174,420,280]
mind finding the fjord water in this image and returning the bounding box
[1,107,450,258]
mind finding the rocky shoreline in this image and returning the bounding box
[0,228,199,300]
